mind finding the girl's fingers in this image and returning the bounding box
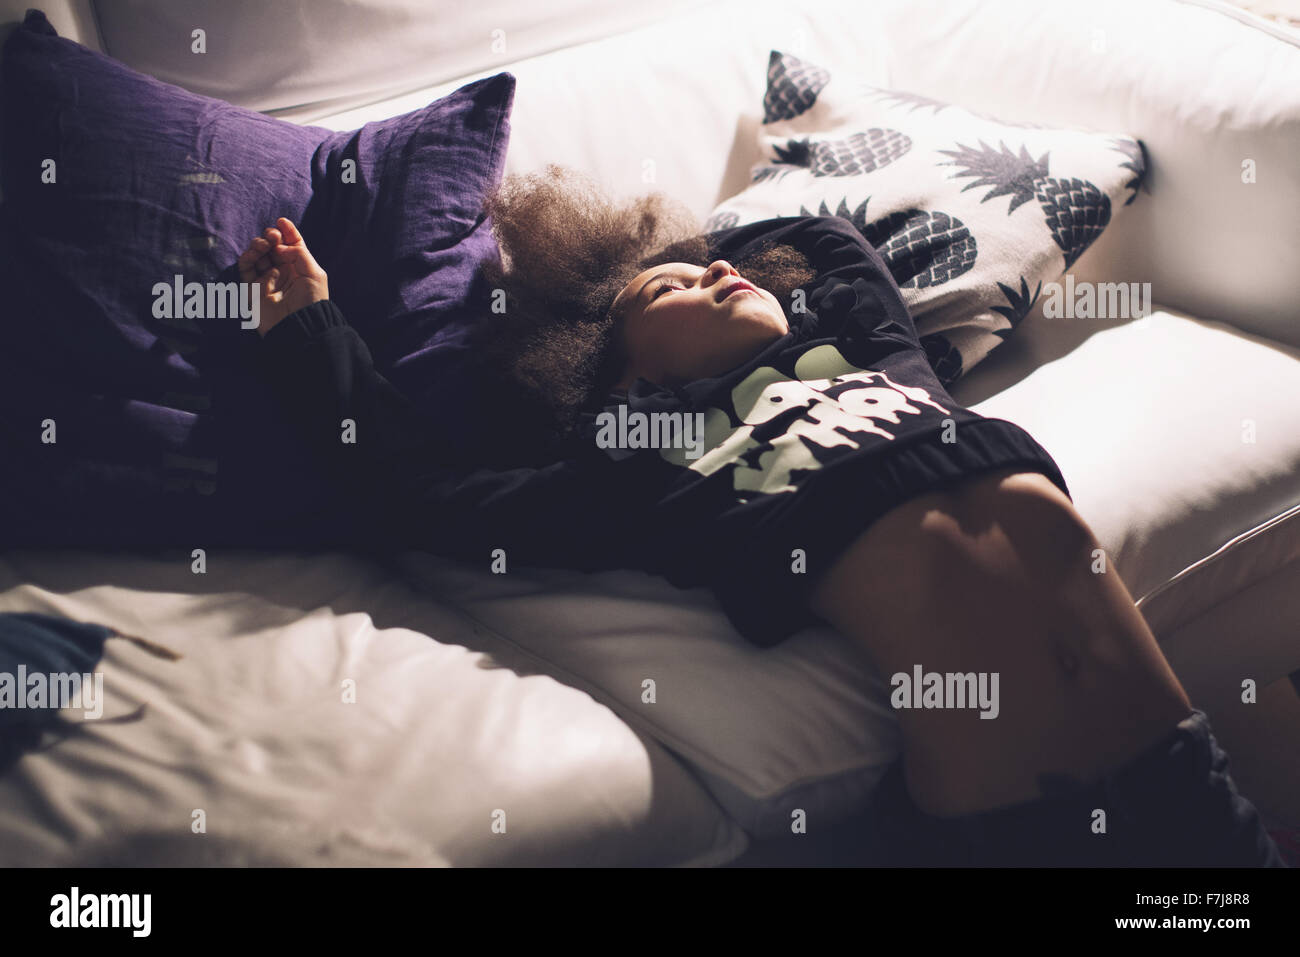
[236,247,258,284]
[271,243,319,272]
[247,237,271,266]
[272,219,324,276]
[276,218,304,245]
[237,237,267,265]
[241,226,323,288]
[271,239,324,278]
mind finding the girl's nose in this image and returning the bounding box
[703,260,737,285]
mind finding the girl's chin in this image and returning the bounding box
[726,304,787,330]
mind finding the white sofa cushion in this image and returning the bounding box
[0,551,744,865]
[954,304,1300,640]
[395,551,901,840]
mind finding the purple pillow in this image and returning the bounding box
[0,9,514,547]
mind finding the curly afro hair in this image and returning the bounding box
[478,164,817,444]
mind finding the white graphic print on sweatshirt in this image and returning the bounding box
[660,343,950,497]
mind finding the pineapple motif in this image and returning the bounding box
[938,139,1110,268]
[704,210,740,232]
[763,51,831,124]
[990,275,1042,340]
[920,333,963,387]
[864,209,976,289]
[868,85,1051,128]
[799,198,977,290]
[801,196,872,233]
[773,129,912,177]
[1108,136,1147,206]
[750,162,798,185]
[868,87,951,116]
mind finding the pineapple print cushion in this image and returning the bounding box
[705,51,1147,387]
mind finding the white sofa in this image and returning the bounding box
[0,0,1297,866]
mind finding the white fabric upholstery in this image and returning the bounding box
[395,551,902,839]
[954,304,1300,640]
[88,0,705,118]
[0,0,99,47]
[0,550,744,865]
[871,0,1300,349]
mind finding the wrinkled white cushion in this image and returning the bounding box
[394,552,901,840]
[0,551,743,866]
[954,305,1300,640]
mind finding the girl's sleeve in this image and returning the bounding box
[710,214,921,353]
[256,299,651,570]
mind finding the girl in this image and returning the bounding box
[240,165,1285,867]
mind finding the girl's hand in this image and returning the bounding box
[237,217,330,337]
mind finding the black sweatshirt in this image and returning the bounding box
[258,215,1070,647]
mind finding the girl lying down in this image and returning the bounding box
[237,165,1286,868]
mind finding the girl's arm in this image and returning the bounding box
[241,221,651,569]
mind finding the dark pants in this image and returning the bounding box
[865,709,1288,867]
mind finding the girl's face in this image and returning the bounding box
[611,260,789,391]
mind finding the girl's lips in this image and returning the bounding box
[722,282,759,301]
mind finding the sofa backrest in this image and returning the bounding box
[2,0,706,114]
[0,0,99,47]
[318,0,1300,348]
[3,0,1297,347]
[872,0,1300,346]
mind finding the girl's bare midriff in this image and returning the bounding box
[807,467,1193,818]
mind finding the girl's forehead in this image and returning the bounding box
[635,261,702,281]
